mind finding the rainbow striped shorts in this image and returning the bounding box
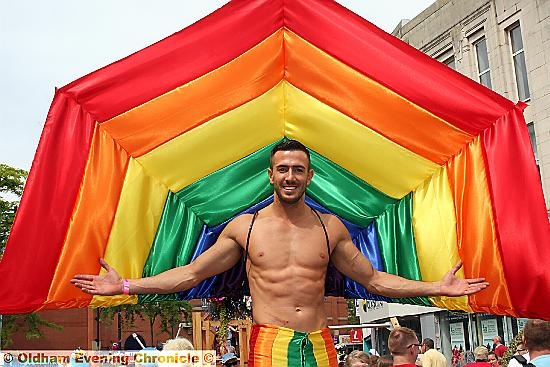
[248,324,338,367]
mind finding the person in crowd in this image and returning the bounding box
[419,338,447,367]
[388,327,421,367]
[493,337,508,359]
[488,352,498,367]
[162,337,194,351]
[465,346,491,367]
[378,355,394,367]
[523,319,550,367]
[221,352,239,367]
[507,341,530,367]
[345,350,370,367]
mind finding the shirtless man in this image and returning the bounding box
[71,139,489,366]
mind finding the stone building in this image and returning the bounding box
[393,0,550,210]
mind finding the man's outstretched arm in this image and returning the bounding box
[71,221,244,296]
[328,218,489,298]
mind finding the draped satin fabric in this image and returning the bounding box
[1,0,548,320]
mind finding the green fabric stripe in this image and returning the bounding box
[308,150,397,227]
[175,142,277,227]
[175,139,397,227]
[375,194,430,306]
[139,194,204,302]
[141,140,426,303]
[303,335,319,367]
[287,331,305,367]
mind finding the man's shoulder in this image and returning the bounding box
[424,349,446,360]
[318,212,345,228]
[495,344,507,356]
[531,354,550,367]
[222,213,256,241]
[229,213,255,228]
[424,349,443,356]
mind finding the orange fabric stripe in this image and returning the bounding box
[447,137,516,316]
[320,329,338,367]
[101,30,284,157]
[252,325,278,367]
[284,30,472,165]
[44,124,129,308]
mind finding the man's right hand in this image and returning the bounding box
[70,258,124,296]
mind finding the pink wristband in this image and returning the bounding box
[122,279,130,295]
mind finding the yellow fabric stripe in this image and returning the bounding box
[271,327,291,367]
[91,158,168,307]
[135,80,437,198]
[284,82,439,199]
[136,82,285,192]
[412,166,472,312]
[309,330,330,366]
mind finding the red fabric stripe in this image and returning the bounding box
[0,92,95,314]
[284,0,514,134]
[481,104,550,319]
[248,324,261,367]
[61,0,283,123]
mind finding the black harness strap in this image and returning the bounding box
[244,211,259,266]
[241,209,330,295]
[312,209,331,255]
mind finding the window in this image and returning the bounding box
[527,122,538,164]
[509,24,530,101]
[444,56,456,70]
[475,37,492,88]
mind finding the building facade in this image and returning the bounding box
[356,300,528,362]
[393,0,550,210]
[7,296,351,352]
[355,0,549,360]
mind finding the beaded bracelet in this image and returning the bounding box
[122,279,130,295]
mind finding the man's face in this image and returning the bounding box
[407,339,422,361]
[269,150,313,205]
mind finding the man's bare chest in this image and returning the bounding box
[243,220,331,268]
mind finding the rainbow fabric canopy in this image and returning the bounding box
[1,0,548,319]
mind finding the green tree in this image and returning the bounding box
[0,163,63,349]
[347,299,360,324]
[99,301,192,346]
[501,330,524,366]
[0,163,27,255]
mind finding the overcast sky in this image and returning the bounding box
[0,1,434,171]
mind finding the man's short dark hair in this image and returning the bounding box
[422,338,435,349]
[270,139,311,168]
[524,319,550,352]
